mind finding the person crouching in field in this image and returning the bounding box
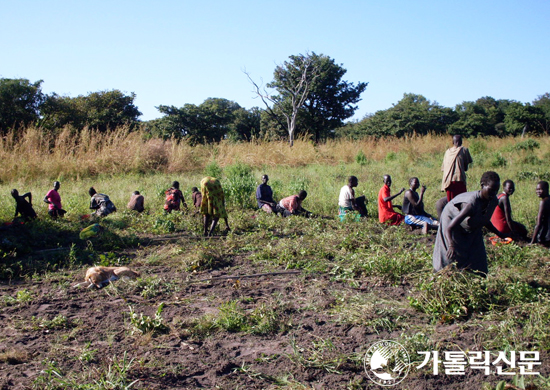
[377,175,404,226]
[164,181,186,213]
[530,181,550,247]
[200,177,230,236]
[278,191,311,217]
[43,181,66,219]
[127,191,145,212]
[11,189,37,221]
[191,187,202,213]
[256,174,278,214]
[403,177,439,234]
[433,171,506,276]
[89,187,117,217]
[338,176,367,219]
[490,180,527,241]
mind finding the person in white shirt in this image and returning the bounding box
[338,176,368,219]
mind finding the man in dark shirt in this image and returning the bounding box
[11,189,37,221]
[403,177,439,234]
[531,181,550,247]
[256,174,277,213]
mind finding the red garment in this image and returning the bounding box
[446,181,467,201]
[491,193,510,234]
[377,184,404,225]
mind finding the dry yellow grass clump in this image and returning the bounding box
[1,126,548,183]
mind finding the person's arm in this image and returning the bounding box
[443,203,473,261]
[349,187,359,210]
[383,188,405,203]
[404,188,425,208]
[531,200,546,244]
[464,149,472,171]
[22,192,32,205]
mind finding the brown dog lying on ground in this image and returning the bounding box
[74,266,141,289]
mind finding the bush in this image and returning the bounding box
[223,162,256,208]
[205,160,223,178]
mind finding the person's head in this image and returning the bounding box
[480,171,500,200]
[171,181,180,190]
[192,187,199,193]
[262,174,269,184]
[10,189,19,199]
[409,177,420,190]
[132,191,140,196]
[298,190,308,200]
[53,181,60,190]
[348,176,358,188]
[503,180,515,196]
[536,181,549,198]
[453,134,463,147]
[383,175,392,187]
[89,187,97,197]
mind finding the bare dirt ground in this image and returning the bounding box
[0,232,547,390]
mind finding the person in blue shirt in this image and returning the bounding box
[256,174,277,213]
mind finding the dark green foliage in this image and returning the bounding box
[223,162,256,208]
[0,78,45,133]
[41,90,141,132]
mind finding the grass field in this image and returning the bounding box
[0,133,549,389]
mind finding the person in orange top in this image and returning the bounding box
[377,175,405,226]
[490,180,527,240]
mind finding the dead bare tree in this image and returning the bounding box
[244,54,319,147]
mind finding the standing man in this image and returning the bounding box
[441,134,473,201]
[377,175,405,226]
[256,174,277,213]
[44,181,66,219]
[530,181,550,247]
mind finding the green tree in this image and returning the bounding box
[338,93,455,138]
[247,52,367,145]
[156,98,241,144]
[297,53,367,141]
[227,107,262,141]
[0,78,45,133]
[503,102,546,136]
[533,93,550,134]
[41,90,141,132]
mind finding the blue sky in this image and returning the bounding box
[2,1,549,121]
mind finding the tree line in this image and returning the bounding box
[1,52,549,145]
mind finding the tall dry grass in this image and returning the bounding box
[1,127,549,183]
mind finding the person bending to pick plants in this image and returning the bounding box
[441,134,472,201]
[377,175,404,225]
[44,181,66,219]
[11,189,37,221]
[256,174,278,214]
[490,180,527,240]
[89,187,117,217]
[403,177,439,234]
[200,177,230,236]
[164,181,186,213]
[278,191,311,217]
[433,171,506,276]
[127,191,145,213]
[530,180,550,247]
